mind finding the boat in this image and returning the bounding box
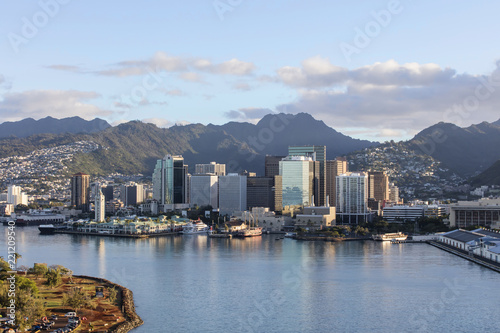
[180,221,210,234]
[38,224,57,235]
[234,227,263,237]
[372,232,407,241]
[284,232,296,238]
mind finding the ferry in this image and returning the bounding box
[372,232,407,242]
[38,224,57,235]
[180,221,211,234]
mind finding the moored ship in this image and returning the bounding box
[372,232,407,241]
[234,227,263,237]
[180,221,211,234]
[38,224,57,234]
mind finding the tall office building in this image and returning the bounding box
[7,185,28,206]
[336,172,369,224]
[288,146,326,206]
[280,156,315,207]
[389,183,400,203]
[219,173,247,215]
[190,174,219,208]
[326,157,348,207]
[247,175,282,212]
[265,155,286,177]
[120,183,144,206]
[71,172,90,212]
[368,171,390,204]
[152,155,187,205]
[95,187,106,222]
[102,185,114,202]
[195,162,226,176]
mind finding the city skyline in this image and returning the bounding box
[1,1,500,142]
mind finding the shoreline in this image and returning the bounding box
[74,275,144,332]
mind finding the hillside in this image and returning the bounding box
[220,113,375,158]
[0,113,377,177]
[407,120,500,176]
[0,116,110,138]
[470,160,500,186]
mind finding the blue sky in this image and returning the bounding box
[1,0,500,142]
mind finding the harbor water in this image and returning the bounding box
[2,227,499,333]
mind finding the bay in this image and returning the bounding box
[2,227,499,333]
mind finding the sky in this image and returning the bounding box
[1,0,500,142]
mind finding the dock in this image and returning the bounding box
[428,241,500,273]
[54,230,178,238]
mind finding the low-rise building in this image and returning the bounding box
[295,206,336,231]
[382,205,425,222]
[449,198,500,228]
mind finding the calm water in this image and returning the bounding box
[2,227,499,333]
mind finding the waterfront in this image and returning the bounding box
[2,227,499,332]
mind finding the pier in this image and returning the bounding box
[428,241,500,273]
[54,230,179,238]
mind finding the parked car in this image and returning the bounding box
[64,312,77,318]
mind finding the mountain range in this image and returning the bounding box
[0,116,110,138]
[1,114,500,184]
[0,113,376,176]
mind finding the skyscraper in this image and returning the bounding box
[368,171,390,204]
[336,172,369,224]
[288,146,326,206]
[71,172,90,212]
[152,155,187,205]
[7,185,28,206]
[279,156,314,207]
[95,187,105,222]
[190,174,219,208]
[120,183,144,206]
[326,157,348,207]
[219,173,247,215]
[247,175,282,212]
[265,155,286,177]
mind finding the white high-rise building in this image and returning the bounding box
[219,173,246,215]
[195,162,226,176]
[190,175,219,208]
[7,185,28,206]
[336,172,369,224]
[95,188,106,222]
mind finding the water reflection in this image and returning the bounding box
[2,227,500,333]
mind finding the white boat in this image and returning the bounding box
[372,232,407,241]
[180,221,211,234]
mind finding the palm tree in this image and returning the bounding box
[14,252,22,265]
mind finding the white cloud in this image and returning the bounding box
[275,59,500,138]
[277,56,348,88]
[51,52,256,78]
[224,107,273,123]
[0,90,113,122]
[179,72,204,83]
[142,118,172,128]
[213,58,255,76]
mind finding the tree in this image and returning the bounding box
[108,287,118,305]
[13,253,22,265]
[29,264,48,280]
[45,268,62,288]
[62,288,88,310]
